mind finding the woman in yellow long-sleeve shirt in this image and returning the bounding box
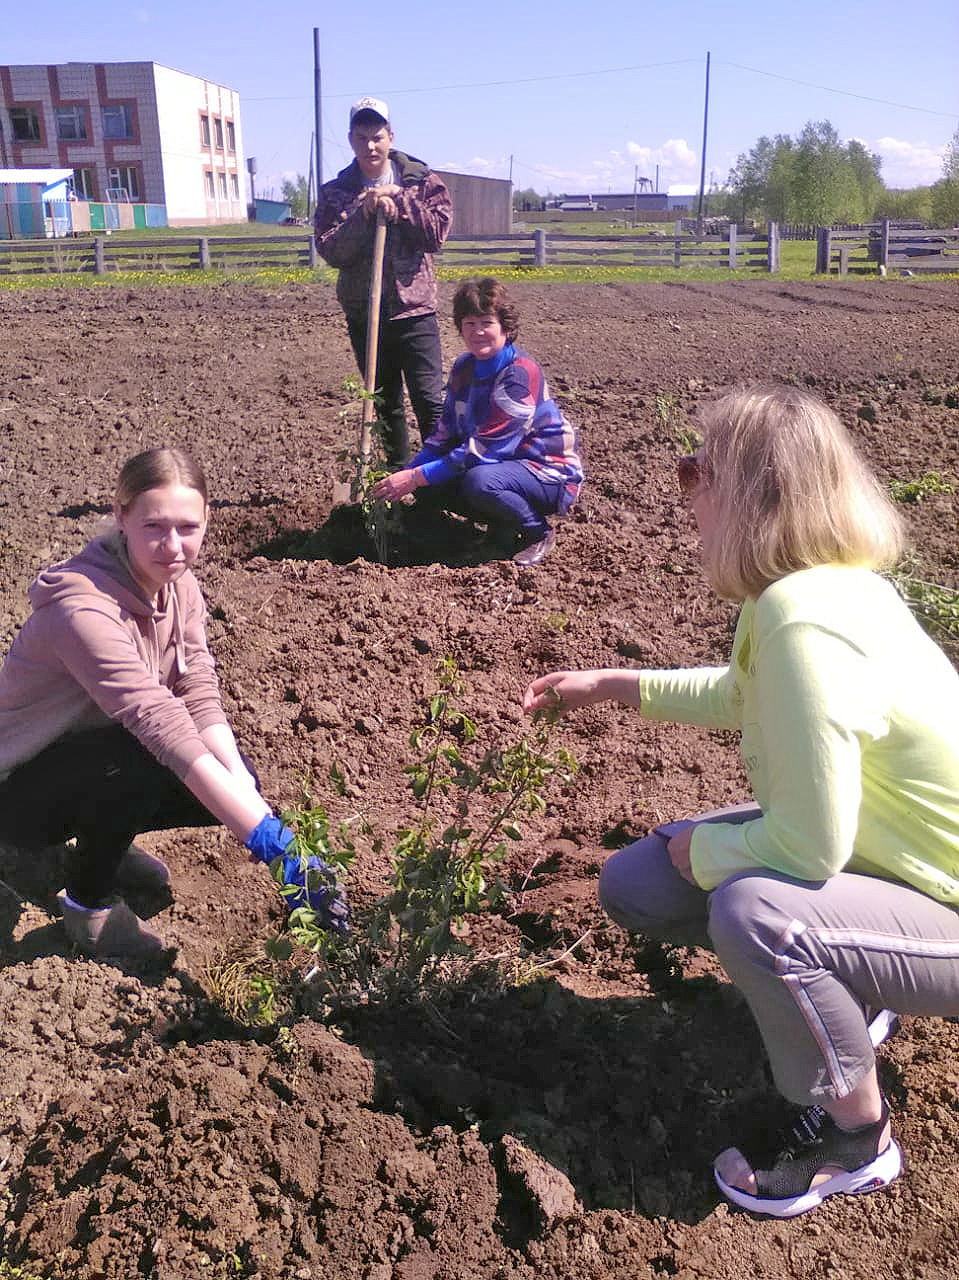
[524,384,959,1219]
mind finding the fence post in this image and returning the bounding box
[308,235,317,269]
[815,227,832,274]
[198,237,211,270]
[94,236,105,275]
[673,234,682,268]
[767,221,780,272]
[838,244,849,277]
[728,222,738,269]
[879,218,890,273]
[534,228,547,268]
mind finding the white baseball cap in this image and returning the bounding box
[349,97,390,128]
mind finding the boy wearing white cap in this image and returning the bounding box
[315,98,453,466]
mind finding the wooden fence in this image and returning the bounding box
[0,234,318,275]
[0,223,781,276]
[439,225,780,271]
[816,221,959,275]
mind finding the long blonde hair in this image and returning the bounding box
[697,385,905,600]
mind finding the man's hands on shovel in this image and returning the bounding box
[360,186,401,223]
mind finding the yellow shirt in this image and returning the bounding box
[638,565,959,900]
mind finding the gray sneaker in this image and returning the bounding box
[58,891,168,960]
[513,528,556,567]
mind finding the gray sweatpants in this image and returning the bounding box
[599,804,959,1105]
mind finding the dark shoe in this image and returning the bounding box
[513,527,556,567]
[114,843,171,893]
[714,1098,902,1218]
[58,890,168,960]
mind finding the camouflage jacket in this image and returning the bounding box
[314,151,453,321]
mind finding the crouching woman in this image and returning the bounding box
[0,447,348,959]
[372,276,584,566]
[523,385,959,1218]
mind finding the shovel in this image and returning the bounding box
[333,209,388,506]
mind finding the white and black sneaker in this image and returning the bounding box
[867,1007,899,1048]
[714,1097,902,1218]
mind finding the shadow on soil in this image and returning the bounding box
[249,503,510,569]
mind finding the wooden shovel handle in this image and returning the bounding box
[359,211,388,466]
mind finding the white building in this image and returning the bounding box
[0,61,246,226]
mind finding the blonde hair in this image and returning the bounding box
[697,385,905,600]
[115,448,208,511]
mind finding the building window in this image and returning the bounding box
[213,118,224,151]
[226,121,236,153]
[218,172,228,199]
[72,167,96,200]
[107,165,140,200]
[54,105,87,141]
[230,173,240,199]
[101,103,134,140]
[9,106,42,142]
[200,114,211,146]
[205,170,215,198]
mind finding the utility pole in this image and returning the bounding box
[313,28,323,196]
[633,164,638,227]
[696,51,710,235]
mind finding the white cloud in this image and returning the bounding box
[872,137,945,187]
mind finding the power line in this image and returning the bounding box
[243,58,699,103]
[717,59,959,120]
[244,56,955,124]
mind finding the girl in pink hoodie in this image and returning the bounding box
[0,448,347,959]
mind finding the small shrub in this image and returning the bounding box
[200,942,293,1027]
[889,471,954,503]
[268,660,577,991]
[335,374,403,562]
[655,391,702,453]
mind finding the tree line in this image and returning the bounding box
[268,120,959,229]
[713,120,959,227]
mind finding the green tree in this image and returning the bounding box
[846,139,884,220]
[281,173,310,219]
[874,186,933,223]
[512,185,543,211]
[792,121,863,223]
[727,120,888,225]
[929,126,959,227]
[727,134,795,221]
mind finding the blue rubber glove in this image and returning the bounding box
[245,816,350,935]
[274,851,351,935]
[245,814,294,864]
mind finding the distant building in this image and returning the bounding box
[0,61,246,226]
[552,192,692,213]
[0,166,72,238]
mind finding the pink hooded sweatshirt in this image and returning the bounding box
[0,533,228,782]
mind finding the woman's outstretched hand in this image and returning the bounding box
[522,670,607,714]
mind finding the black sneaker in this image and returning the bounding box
[513,527,556,567]
[714,1098,902,1218]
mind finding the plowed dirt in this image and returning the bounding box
[1,278,958,1280]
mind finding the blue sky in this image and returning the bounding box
[7,0,958,199]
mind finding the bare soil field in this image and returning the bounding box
[1,278,958,1280]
